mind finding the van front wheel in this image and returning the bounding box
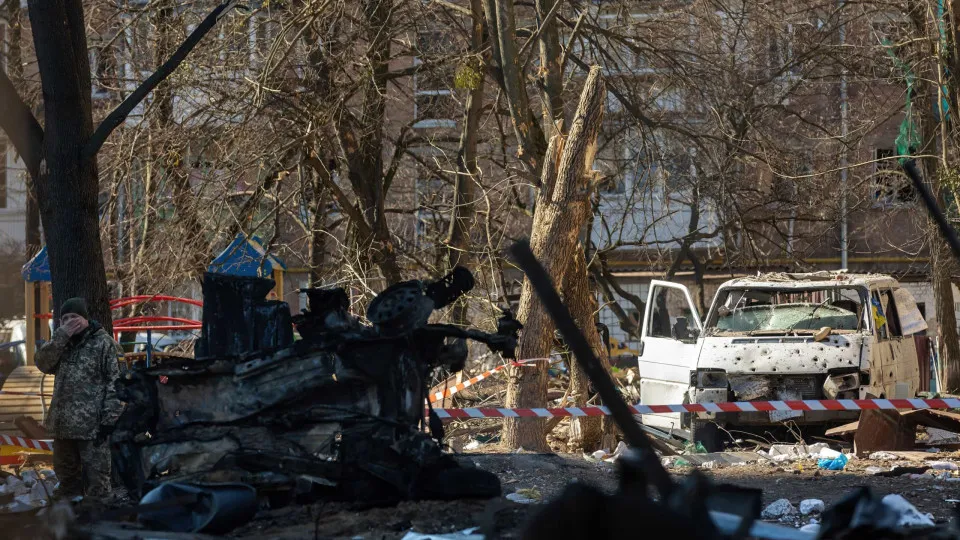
[690,419,724,452]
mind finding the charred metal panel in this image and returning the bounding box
[195,272,293,359]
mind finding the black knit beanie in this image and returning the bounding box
[61,297,90,320]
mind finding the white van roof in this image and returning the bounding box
[720,271,899,290]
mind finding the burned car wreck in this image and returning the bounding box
[110,267,518,505]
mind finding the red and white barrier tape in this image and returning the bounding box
[1,398,956,451]
[431,397,960,419]
[0,434,53,451]
[430,358,550,404]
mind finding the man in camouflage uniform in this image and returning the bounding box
[36,298,125,498]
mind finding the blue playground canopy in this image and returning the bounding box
[208,233,286,278]
[21,247,50,283]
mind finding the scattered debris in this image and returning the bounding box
[673,451,765,468]
[506,488,541,504]
[882,494,936,528]
[18,470,38,486]
[138,482,259,534]
[865,466,886,475]
[869,451,900,461]
[761,498,798,519]
[584,442,643,464]
[929,461,959,471]
[817,447,842,460]
[817,454,848,471]
[401,528,484,540]
[799,499,825,516]
[29,480,55,505]
[767,443,828,461]
[922,427,960,446]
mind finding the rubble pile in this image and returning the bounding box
[0,469,57,512]
[109,268,520,508]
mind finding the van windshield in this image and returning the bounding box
[706,286,865,336]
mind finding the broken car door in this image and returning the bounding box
[638,280,702,431]
[868,288,921,399]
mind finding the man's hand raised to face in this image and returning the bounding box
[61,313,89,337]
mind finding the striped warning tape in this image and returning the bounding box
[0,434,53,451]
[430,358,550,404]
[431,398,960,419]
[6,398,958,451]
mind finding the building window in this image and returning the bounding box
[768,23,800,76]
[0,141,7,209]
[606,90,624,114]
[651,86,683,112]
[414,93,458,127]
[872,148,916,207]
[414,31,457,129]
[599,175,626,195]
[90,42,118,98]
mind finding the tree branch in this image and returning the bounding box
[83,0,239,160]
[303,152,375,238]
[0,68,43,179]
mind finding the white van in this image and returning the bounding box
[0,318,28,369]
[637,272,924,450]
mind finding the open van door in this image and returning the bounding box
[638,280,702,432]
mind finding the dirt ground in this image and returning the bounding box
[231,451,960,539]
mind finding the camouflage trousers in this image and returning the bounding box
[53,438,111,498]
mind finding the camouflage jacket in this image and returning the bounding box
[36,321,125,440]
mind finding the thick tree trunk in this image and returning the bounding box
[565,246,617,451]
[28,0,112,329]
[933,238,960,391]
[504,67,605,451]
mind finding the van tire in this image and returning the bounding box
[691,419,723,452]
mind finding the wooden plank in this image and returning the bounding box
[902,409,960,433]
[15,416,47,439]
[825,421,859,437]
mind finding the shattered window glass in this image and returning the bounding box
[648,286,696,341]
[707,286,864,335]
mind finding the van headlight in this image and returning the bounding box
[823,372,860,399]
[693,369,728,389]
